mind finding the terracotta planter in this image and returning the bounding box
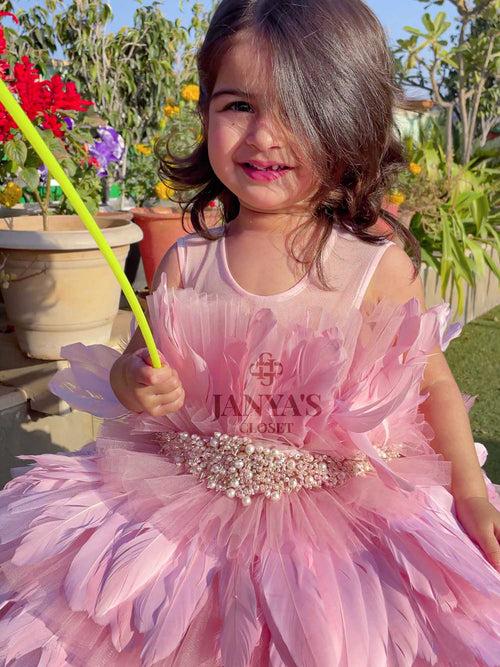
[370,201,413,239]
[131,206,221,288]
[0,214,143,360]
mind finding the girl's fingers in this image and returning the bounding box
[479,526,500,570]
[151,388,184,406]
[147,386,185,415]
[131,358,177,387]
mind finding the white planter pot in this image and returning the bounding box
[0,215,142,360]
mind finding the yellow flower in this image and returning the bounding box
[181,84,200,103]
[388,191,406,205]
[0,182,23,207]
[163,104,180,117]
[155,182,175,200]
[409,162,422,175]
[135,144,153,156]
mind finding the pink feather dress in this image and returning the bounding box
[1,225,499,666]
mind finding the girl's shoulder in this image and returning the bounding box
[151,243,183,291]
[363,240,425,307]
[152,226,225,291]
[176,225,225,248]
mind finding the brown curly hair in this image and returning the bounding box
[156,0,420,289]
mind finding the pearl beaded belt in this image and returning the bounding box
[152,430,402,506]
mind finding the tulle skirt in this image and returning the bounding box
[1,281,500,666]
[0,426,499,667]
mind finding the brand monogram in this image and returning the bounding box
[249,352,283,386]
[212,352,323,435]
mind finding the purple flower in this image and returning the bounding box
[89,125,125,178]
[63,116,75,131]
[38,164,48,186]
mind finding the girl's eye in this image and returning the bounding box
[223,100,253,113]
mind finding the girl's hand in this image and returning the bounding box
[111,348,185,417]
[455,496,500,571]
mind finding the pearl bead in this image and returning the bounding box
[155,430,402,504]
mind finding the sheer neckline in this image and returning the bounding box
[220,226,337,300]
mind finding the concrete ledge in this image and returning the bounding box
[0,309,132,487]
[0,308,133,416]
[0,403,102,488]
[0,384,26,411]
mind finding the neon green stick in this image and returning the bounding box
[0,77,161,368]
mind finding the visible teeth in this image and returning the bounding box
[248,163,285,171]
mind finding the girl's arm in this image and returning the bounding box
[110,244,183,409]
[365,245,487,501]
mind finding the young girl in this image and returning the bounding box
[1,0,500,665]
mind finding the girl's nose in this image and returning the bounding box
[245,116,282,151]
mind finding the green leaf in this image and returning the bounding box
[24,149,42,169]
[454,277,465,317]
[440,211,452,295]
[422,13,434,32]
[464,238,486,277]
[440,54,459,68]
[61,159,77,178]
[421,247,439,271]
[19,167,40,192]
[483,251,500,282]
[450,234,475,287]
[434,11,446,30]
[4,140,28,167]
[404,26,424,36]
[470,194,490,231]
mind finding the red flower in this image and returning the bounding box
[0,12,19,56]
[41,112,64,138]
[0,14,94,146]
[0,54,93,143]
[48,75,92,113]
[13,57,47,121]
[0,12,19,24]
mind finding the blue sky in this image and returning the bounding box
[14,0,457,48]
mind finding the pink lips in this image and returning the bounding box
[240,163,292,182]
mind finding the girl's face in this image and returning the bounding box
[207,37,318,217]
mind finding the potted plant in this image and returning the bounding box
[0,12,142,359]
[401,129,499,317]
[392,1,500,320]
[29,0,218,288]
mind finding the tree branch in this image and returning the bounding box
[464,35,495,162]
[457,19,470,160]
